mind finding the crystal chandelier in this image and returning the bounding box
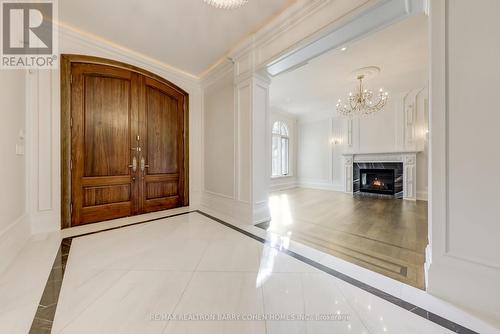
[336,74,389,117]
[203,0,249,9]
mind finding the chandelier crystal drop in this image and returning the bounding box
[203,0,249,9]
[336,75,388,117]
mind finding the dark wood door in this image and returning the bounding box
[70,61,188,226]
[140,77,186,213]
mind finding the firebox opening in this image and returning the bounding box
[360,168,395,195]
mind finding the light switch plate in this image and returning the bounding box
[16,144,25,156]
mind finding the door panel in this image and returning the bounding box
[141,77,185,213]
[69,58,188,226]
[83,75,131,177]
[146,86,178,175]
[71,64,139,225]
[146,181,178,200]
[83,185,131,207]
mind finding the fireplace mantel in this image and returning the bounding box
[343,151,421,200]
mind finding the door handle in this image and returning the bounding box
[129,156,137,172]
[140,157,150,172]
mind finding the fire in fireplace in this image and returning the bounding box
[359,168,395,195]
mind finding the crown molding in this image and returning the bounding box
[199,0,332,81]
[200,58,234,88]
[58,22,201,89]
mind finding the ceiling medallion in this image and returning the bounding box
[203,0,249,9]
[336,66,389,117]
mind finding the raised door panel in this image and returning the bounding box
[71,64,139,225]
[83,75,131,177]
[141,77,185,213]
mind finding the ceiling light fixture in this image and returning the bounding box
[336,67,388,117]
[341,46,347,51]
[203,0,249,9]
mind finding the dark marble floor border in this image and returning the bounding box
[197,211,478,334]
[28,210,196,334]
[29,210,477,334]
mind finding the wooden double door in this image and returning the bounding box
[69,59,188,226]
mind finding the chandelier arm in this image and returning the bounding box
[336,74,388,117]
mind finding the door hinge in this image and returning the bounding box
[70,203,73,214]
[70,74,73,84]
[70,158,73,170]
[70,117,73,128]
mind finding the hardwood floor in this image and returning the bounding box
[262,188,428,289]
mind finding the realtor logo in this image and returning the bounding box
[1,0,58,69]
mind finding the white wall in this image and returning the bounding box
[0,71,26,232]
[270,108,297,191]
[297,119,332,183]
[296,88,429,198]
[428,0,500,321]
[203,70,235,198]
[0,70,30,274]
[200,67,271,225]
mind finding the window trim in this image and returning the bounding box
[272,121,290,178]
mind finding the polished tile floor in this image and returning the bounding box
[263,188,428,289]
[47,212,451,334]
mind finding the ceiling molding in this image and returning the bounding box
[199,0,332,81]
[200,58,234,88]
[267,0,427,76]
[58,22,201,88]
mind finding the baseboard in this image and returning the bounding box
[29,211,60,235]
[269,181,297,192]
[424,244,432,288]
[417,190,428,201]
[253,201,271,225]
[297,180,344,192]
[0,214,30,276]
[200,191,252,226]
[427,257,500,329]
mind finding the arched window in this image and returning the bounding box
[272,121,289,177]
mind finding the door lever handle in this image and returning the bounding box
[140,157,145,172]
[140,157,150,172]
[129,156,137,172]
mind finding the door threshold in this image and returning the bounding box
[61,206,194,239]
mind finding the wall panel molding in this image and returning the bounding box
[427,0,500,320]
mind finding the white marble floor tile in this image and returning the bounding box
[197,237,262,272]
[261,272,307,334]
[67,220,211,272]
[46,212,476,334]
[164,271,266,334]
[302,272,370,334]
[335,279,455,334]
[0,231,60,334]
[54,270,192,334]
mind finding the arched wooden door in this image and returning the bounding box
[61,55,189,227]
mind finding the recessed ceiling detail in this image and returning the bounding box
[60,0,295,75]
[203,0,249,10]
[269,15,429,115]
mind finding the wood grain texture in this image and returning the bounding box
[83,185,131,207]
[71,64,135,225]
[266,188,428,289]
[83,74,131,177]
[62,55,189,227]
[141,77,185,213]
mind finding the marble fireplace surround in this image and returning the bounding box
[343,151,420,200]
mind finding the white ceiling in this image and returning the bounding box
[60,0,295,76]
[269,14,429,115]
